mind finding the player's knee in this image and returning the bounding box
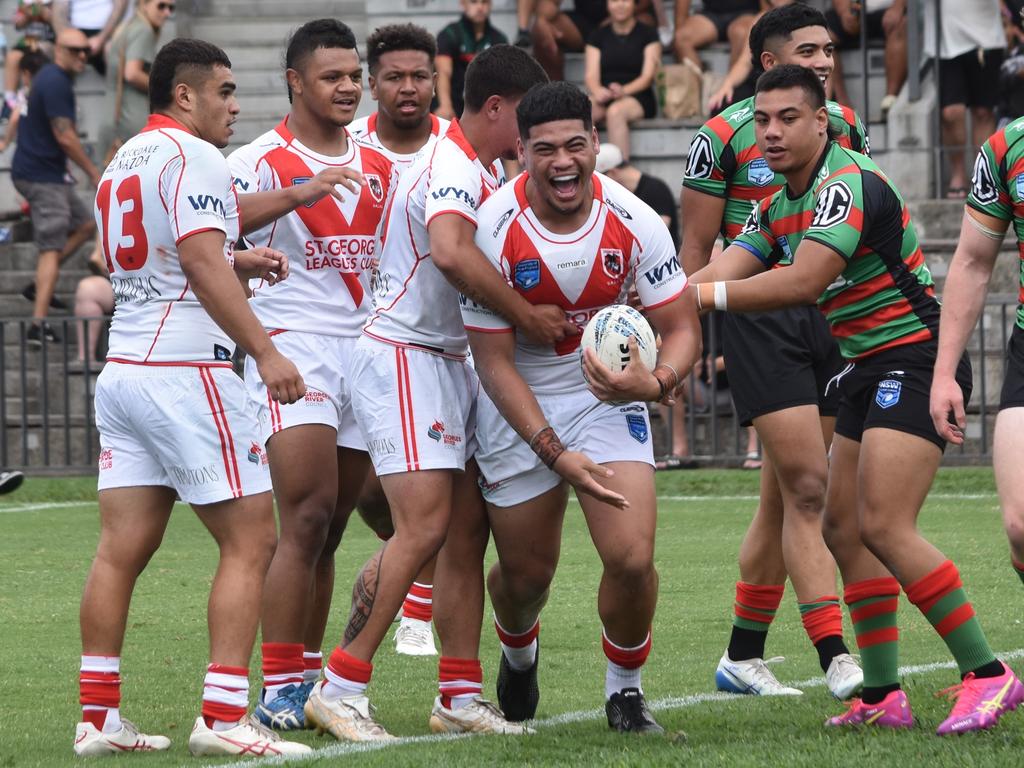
[1003,505,1024,553]
[355,489,394,539]
[605,550,655,590]
[783,471,827,519]
[280,500,335,554]
[941,103,966,124]
[857,507,898,561]
[320,511,351,559]
[502,560,557,604]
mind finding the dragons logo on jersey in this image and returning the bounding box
[601,248,625,279]
[365,174,384,203]
[515,258,541,290]
[686,133,714,180]
[811,181,854,229]
[971,152,999,205]
[748,158,774,187]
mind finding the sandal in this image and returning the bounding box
[742,451,762,470]
[656,455,699,470]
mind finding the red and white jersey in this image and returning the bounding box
[363,119,505,358]
[228,118,396,338]
[97,113,240,365]
[348,112,450,171]
[463,172,686,394]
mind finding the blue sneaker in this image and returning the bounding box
[255,684,310,730]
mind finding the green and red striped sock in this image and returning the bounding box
[798,595,848,672]
[905,560,997,677]
[727,582,784,661]
[845,577,900,700]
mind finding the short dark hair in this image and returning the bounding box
[18,49,47,76]
[365,24,436,75]
[149,38,231,113]
[755,63,827,111]
[285,18,358,102]
[748,3,828,72]
[463,44,548,114]
[516,81,592,139]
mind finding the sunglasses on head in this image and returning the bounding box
[157,2,175,10]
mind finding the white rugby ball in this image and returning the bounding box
[580,304,657,374]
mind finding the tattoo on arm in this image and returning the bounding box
[342,542,386,647]
[529,426,566,468]
[51,116,75,137]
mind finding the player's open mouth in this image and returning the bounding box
[335,98,357,109]
[397,100,419,115]
[764,146,785,161]
[550,173,579,200]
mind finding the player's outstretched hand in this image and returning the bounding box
[583,337,662,403]
[297,166,365,206]
[519,304,579,345]
[256,349,306,405]
[234,247,289,285]
[929,374,967,445]
[553,451,629,509]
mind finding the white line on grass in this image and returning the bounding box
[0,500,95,513]
[210,646,1024,768]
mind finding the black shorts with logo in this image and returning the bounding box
[999,323,1024,410]
[834,339,972,450]
[722,305,845,427]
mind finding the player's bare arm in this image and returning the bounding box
[178,230,305,404]
[51,116,101,186]
[468,327,629,509]
[679,187,726,275]
[237,166,364,234]
[930,208,1010,443]
[232,246,290,286]
[687,241,769,284]
[429,212,578,344]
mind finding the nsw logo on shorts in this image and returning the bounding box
[625,414,649,443]
[875,379,902,409]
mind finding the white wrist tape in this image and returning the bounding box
[713,281,728,311]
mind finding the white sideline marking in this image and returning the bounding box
[0,500,93,513]
[211,647,1024,767]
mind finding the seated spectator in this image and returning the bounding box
[4,1,56,114]
[999,0,1024,122]
[0,49,48,152]
[585,0,660,160]
[72,272,112,372]
[673,0,762,67]
[435,0,508,119]
[53,0,129,75]
[825,0,906,114]
[596,142,677,245]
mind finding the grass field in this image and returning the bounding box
[3,469,1023,766]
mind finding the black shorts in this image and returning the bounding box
[698,10,752,42]
[722,306,845,427]
[825,8,887,49]
[834,340,972,450]
[999,323,1024,409]
[939,48,1005,109]
[635,88,657,118]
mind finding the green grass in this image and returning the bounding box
[2,468,1023,766]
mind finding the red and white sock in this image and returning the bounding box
[401,582,433,627]
[261,642,304,702]
[602,629,651,700]
[495,617,540,672]
[80,655,122,734]
[302,650,323,686]
[323,648,372,701]
[202,664,249,731]
[438,657,482,710]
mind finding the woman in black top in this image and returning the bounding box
[584,0,661,159]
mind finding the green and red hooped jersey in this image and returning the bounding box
[967,116,1024,330]
[683,96,869,245]
[732,141,938,361]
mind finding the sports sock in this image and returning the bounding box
[80,655,122,733]
[905,560,999,679]
[494,617,540,671]
[798,595,849,672]
[323,648,372,701]
[202,664,248,730]
[845,577,900,704]
[401,582,433,624]
[439,657,482,710]
[261,642,304,702]
[602,629,651,700]
[302,650,323,685]
[1013,559,1024,587]
[728,582,784,661]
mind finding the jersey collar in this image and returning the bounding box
[141,113,191,134]
[445,119,479,162]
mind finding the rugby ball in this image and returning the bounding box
[580,305,658,374]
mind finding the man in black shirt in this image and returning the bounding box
[435,0,509,119]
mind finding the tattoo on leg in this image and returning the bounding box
[342,542,386,647]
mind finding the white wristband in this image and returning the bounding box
[713,281,728,311]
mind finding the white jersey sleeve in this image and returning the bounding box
[423,146,486,228]
[463,191,517,333]
[227,136,279,248]
[164,140,235,245]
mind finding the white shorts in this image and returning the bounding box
[475,386,655,508]
[244,331,363,450]
[350,336,478,476]
[95,362,272,505]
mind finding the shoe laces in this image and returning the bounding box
[343,697,389,736]
[830,653,861,678]
[282,684,308,709]
[834,698,865,721]
[748,656,790,690]
[244,715,282,742]
[466,697,506,721]
[937,672,987,717]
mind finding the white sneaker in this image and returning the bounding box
[714,652,803,696]
[395,620,438,656]
[304,681,395,742]
[187,715,312,756]
[74,720,171,756]
[825,653,864,700]
[428,696,535,734]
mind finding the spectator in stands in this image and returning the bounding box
[72,272,112,371]
[596,142,676,243]
[925,0,1005,197]
[999,0,1024,121]
[825,0,906,114]
[585,0,660,159]
[4,1,56,115]
[12,28,100,346]
[673,0,762,67]
[0,50,47,152]
[53,0,129,75]
[435,0,508,119]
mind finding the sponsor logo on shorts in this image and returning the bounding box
[247,442,269,466]
[875,379,902,409]
[214,344,231,361]
[748,157,774,187]
[514,259,541,290]
[478,477,504,498]
[367,437,397,457]
[427,420,463,447]
[169,464,220,486]
[303,390,329,406]
[98,448,113,471]
[626,414,649,443]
